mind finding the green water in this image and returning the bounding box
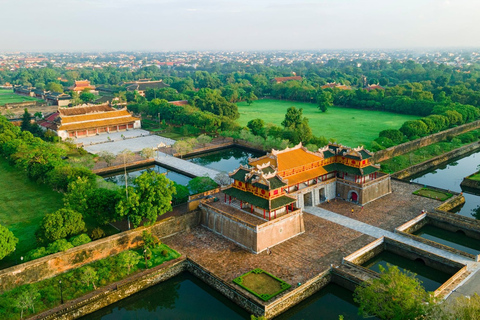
[275,283,371,320]
[362,251,453,292]
[102,164,192,186]
[413,224,480,256]
[80,273,249,320]
[186,147,264,174]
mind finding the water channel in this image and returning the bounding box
[185,147,264,174]
[413,224,480,255]
[102,164,192,186]
[409,149,480,219]
[362,251,453,292]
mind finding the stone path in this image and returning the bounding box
[304,206,476,267]
[155,152,220,180]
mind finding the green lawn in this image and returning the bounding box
[237,99,420,148]
[0,158,64,263]
[413,187,453,201]
[0,89,40,105]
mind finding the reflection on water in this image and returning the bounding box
[413,224,480,255]
[186,147,264,173]
[275,283,373,320]
[409,150,480,218]
[102,165,192,186]
[363,251,453,292]
[80,273,249,320]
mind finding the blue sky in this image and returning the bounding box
[1,0,479,51]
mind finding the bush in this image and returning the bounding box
[47,239,74,254]
[25,247,48,262]
[90,228,105,240]
[70,234,92,247]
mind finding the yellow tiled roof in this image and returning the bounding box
[284,166,328,185]
[61,110,132,124]
[276,148,323,172]
[58,116,139,131]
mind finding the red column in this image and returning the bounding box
[291,203,293,211]
[251,205,253,213]
[286,206,288,214]
[274,210,277,219]
[229,196,231,204]
[263,209,265,219]
[240,201,242,209]
[269,211,271,221]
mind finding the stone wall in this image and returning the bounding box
[373,120,480,163]
[92,158,155,175]
[264,270,331,319]
[33,258,187,320]
[436,194,466,212]
[393,141,480,180]
[200,203,305,253]
[384,238,464,274]
[186,260,265,316]
[335,175,391,205]
[0,211,200,294]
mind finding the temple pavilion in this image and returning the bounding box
[223,143,391,220]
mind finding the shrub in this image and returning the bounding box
[70,234,92,247]
[90,228,105,240]
[47,239,74,254]
[25,247,48,262]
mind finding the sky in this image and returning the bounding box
[1,0,480,52]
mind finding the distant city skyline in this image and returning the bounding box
[2,0,480,52]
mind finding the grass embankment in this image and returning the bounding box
[0,244,180,320]
[237,99,419,148]
[468,172,480,181]
[413,187,453,201]
[0,89,40,106]
[0,157,117,268]
[380,130,480,174]
[0,158,64,259]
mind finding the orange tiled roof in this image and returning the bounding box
[276,148,323,172]
[285,166,328,186]
[60,110,133,124]
[58,116,139,131]
[274,76,302,83]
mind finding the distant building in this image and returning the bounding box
[168,100,188,106]
[365,84,385,91]
[55,103,141,140]
[13,86,35,97]
[124,79,169,96]
[69,80,97,94]
[44,92,71,107]
[272,76,303,83]
[321,82,352,90]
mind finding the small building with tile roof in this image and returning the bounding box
[55,103,140,140]
[69,80,97,94]
[272,76,303,83]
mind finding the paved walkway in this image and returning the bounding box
[304,206,480,270]
[84,135,176,155]
[155,152,220,180]
[75,129,153,145]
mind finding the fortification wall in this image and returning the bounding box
[0,211,199,294]
[373,120,480,163]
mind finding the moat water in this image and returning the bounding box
[413,224,480,255]
[185,147,264,174]
[362,251,453,292]
[102,164,192,186]
[81,273,365,320]
[409,149,480,219]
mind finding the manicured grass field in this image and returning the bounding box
[0,158,64,260]
[233,268,291,301]
[0,88,40,105]
[237,99,420,148]
[413,187,453,201]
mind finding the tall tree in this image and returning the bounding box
[21,108,32,132]
[317,90,333,112]
[0,224,18,260]
[354,265,438,320]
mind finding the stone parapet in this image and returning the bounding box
[0,211,200,294]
